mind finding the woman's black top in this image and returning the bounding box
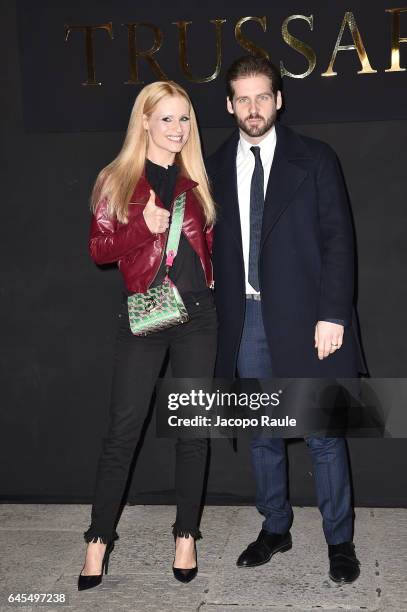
[145,159,208,299]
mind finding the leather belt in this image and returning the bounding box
[246,294,261,301]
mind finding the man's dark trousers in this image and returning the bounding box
[237,297,353,545]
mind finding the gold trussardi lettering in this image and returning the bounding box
[173,19,226,83]
[385,8,407,72]
[321,11,377,76]
[64,23,113,85]
[235,16,269,58]
[280,14,316,79]
[66,10,407,85]
[123,22,167,84]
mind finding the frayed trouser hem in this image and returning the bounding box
[172,523,202,540]
[83,528,119,544]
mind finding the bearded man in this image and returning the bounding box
[206,55,365,583]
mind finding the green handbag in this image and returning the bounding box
[127,192,189,336]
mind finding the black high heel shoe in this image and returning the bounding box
[172,538,198,583]
[78,540,115,591]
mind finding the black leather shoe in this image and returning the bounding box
[328,542,360,584]
[78,541,115,591]
[173,541,198,583]
[236,529,292,567]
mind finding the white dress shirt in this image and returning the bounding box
[236,126,277,294]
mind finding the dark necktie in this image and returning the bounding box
[248,146,264,292]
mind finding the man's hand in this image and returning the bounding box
[142,190,170,234]
[314,321,344,360]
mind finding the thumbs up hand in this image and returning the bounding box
[142,190,170,234]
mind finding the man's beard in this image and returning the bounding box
[236,111,276,138]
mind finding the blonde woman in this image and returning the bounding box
[78,81,217,590]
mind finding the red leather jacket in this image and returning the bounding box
[89,174,213,293]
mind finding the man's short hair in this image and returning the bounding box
[226,55,282,100]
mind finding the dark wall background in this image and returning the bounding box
[1,0,406,506]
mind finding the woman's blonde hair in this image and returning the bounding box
[90,81,216,226]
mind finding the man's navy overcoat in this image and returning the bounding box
[207,123,366,378]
